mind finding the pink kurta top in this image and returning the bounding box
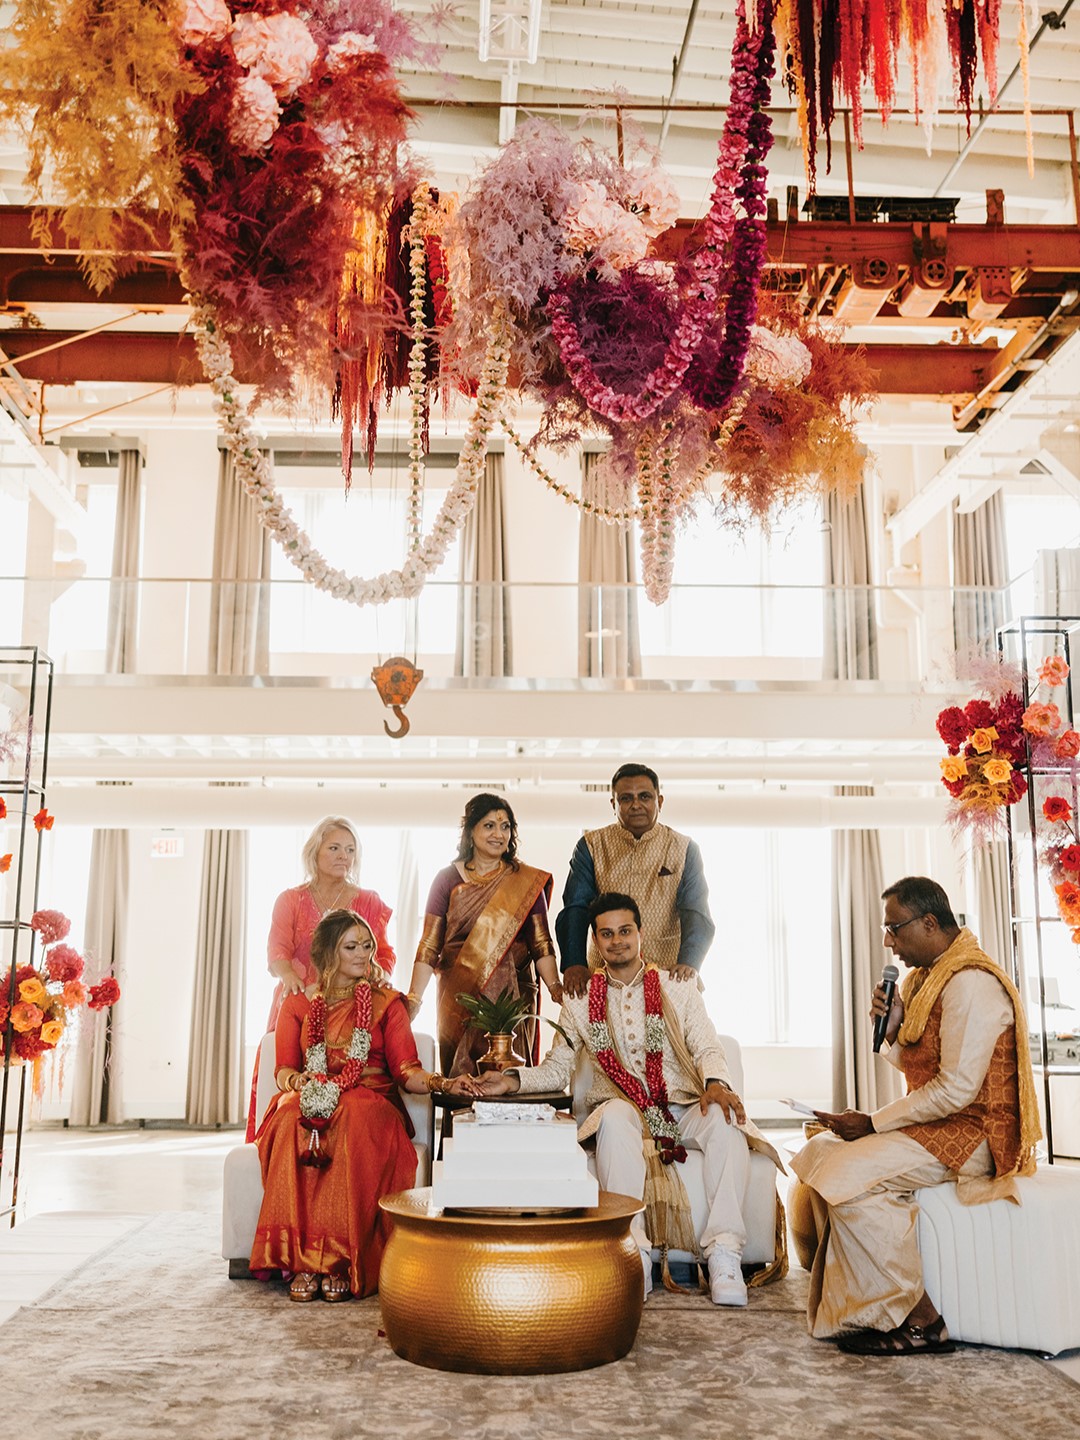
[267,885,396,994]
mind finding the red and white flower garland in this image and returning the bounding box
[587,966,686,1163]
[298,982,373,1164]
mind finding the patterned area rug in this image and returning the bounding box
[0,1212,1076,1440]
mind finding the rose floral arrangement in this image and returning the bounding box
[937,654,1079,843]
[2,909,120,1082]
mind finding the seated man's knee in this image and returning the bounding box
[597,1099,643,1139]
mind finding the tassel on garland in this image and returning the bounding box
[332,204,391,490]
[299,1118,332,1169]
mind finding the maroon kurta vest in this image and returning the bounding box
[898,990,1023,1175]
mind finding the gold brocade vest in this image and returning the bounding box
[899,995,1023,1176]
[585,823,689,971]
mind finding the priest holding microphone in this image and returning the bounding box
[791,876,1041,1356]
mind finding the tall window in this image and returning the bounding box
[637,497,824,661]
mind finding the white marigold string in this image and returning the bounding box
[501,422,640,526]
[405,183,436,554]
[189,291,511,606]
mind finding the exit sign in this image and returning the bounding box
[150,834,184,859]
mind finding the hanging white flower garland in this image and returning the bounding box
[189,293,511,607]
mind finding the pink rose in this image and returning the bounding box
[626,165,681,237]
[1023,701,1062,737]
[325,30,377,73]
[1038,655,1070,688]
[229,73,281,153]
[232,12,318,96]
[179,0,231,46]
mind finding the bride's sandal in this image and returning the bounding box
[288,1272,320,1303]
[321,1273,350,1303]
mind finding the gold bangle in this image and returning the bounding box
[407,991,422,1005]
[426,1072,447,1094]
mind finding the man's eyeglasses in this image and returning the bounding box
[881,915,922,937]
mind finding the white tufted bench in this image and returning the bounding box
[221,1031,435,1276]
[915,1164,1080,1355]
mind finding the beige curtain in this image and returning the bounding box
[953,492,1008,657]
[186,830,248,1126]
[105,447,142,675]
[823,489,878,679]
[831,788,902,1111]
[455,453,512,677]
[972,840,1014,980]
[69,829,128,1126]
[578,452,641,677]
[208,449,271,675]
[1035,549,1080,618]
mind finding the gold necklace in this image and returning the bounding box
[310,878,348,916]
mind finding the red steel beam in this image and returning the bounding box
[0,327,1002,397]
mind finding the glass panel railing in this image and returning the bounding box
[1,576,1013,684]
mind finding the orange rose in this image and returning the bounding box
[1057,880,1080,905]
[940,755,968,783]
[970,727,998,754]
[1038,656,1070,687]
[0,797,6,819]
[10,1001,43,1032]
[982,757,1013,786]
[0,855,11,874]
[1056,730,1080,760]
[1023,702,1062,737]
[40,1019,64,1046]
[17,976,47,1006]
[60,980,87,1008]
[1045,795,1073,824]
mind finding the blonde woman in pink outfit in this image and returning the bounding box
[244,816,396,1140]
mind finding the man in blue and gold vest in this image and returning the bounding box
[793,875,1040,1356]
[555,762,714,998]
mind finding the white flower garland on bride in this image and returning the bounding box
[188,294,512,607]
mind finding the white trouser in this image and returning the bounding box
[593,1098,751,1257]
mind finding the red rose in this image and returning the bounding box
[88,976,121,1010]
[45,945,84,984]
[30,909,71,946]
[0,797,6,819]
[936,706,969,749]
[1044,795,1073,824]
[1056,730,1080,760]
[1061,846,1080,873]
[1008,772,1029,805]
[13,1030,47,1061]
[964,698,996,730]
[33,808,54,832]
[13,964,36,987]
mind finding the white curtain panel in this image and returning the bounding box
[822,488,878,680]
[186,829,248,1126]
[952,492,1009,658]
[104,447,142,675]
[831,791,902,1111]
[455,453,512,677]
[208,449,271,676]
[1034,549,1080,619]
[971,840,1014,984]
[577,452,641,678]
[69,828,128,1126]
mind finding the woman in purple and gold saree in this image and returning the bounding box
[405,793,562,1075]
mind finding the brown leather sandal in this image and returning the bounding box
[321,1273,351,1303]
[837,1315,956,1356]
[288,1272,320,1303]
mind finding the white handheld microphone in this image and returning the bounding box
[872,964,900,1053]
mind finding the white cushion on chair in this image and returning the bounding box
[221,1031,435,1264]
[916,1164,1080,1354]
[572,1031,777,1265]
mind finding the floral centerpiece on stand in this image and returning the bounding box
[2,908,121,1094]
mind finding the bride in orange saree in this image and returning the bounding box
[250,909,477,1301]
[405,794,562,1076]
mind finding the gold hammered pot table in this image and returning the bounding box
[378,1187,644,1374]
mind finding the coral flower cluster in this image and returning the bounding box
[2,909,120,1068]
